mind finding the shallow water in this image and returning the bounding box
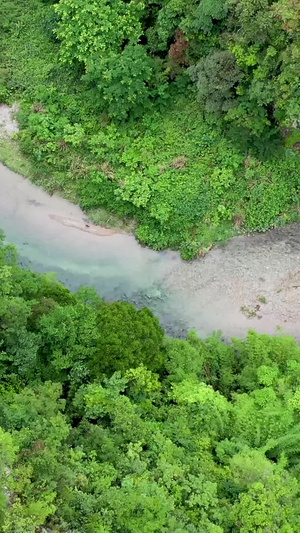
[0,162,188,335]
[1,161,300,339]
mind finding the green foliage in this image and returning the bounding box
[15,84,300,256]
[231,473,300,532]
[152,0,228,49]
[2,0,300,257]
[1,234,300,530]
[92,302,165,376]
[84,44,158,119]
[285,129,300,149]
[189,51,243,113]
[54,0,168,118]
[54,0,145,64]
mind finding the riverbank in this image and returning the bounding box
[167,223,300,339]
[1,158,300,339]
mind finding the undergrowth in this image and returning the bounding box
[1,0,300,257]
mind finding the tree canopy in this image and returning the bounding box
[49,0,300,133]
[1,233,300,531]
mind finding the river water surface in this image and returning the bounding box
[1,161,300,339]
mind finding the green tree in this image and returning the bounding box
[189,51,243,113]
[85,44,156,119]
[91,302,165,376]
[54,0,145,64]
[231,474,300,532]
[54,0,169,117]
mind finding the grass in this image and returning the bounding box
[257,295,267,304]
[87,207,137,234]
[0,135,32,177]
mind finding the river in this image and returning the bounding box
[1,161,300,340]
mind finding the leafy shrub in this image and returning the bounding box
[54,0,144,65]
[84,45,157,119]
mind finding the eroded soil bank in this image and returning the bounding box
[0,160,300,339]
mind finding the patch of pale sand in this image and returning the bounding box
[48,214,122,236]
[0,104,19,138]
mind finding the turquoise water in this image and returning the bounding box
[0,162,188,335]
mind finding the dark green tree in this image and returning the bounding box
[189,51,243,113]
[92,302,165,376]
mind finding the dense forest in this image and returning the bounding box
[1,0,300,256]
[2,232,300,532]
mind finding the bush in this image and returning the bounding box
[84,45,156,120]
